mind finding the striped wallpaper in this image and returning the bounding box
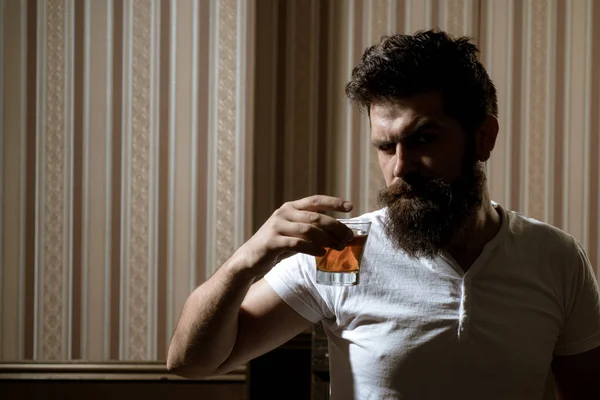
[0,0,254,362]
[1,0,598,364]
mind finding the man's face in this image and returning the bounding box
[370,92,486,258]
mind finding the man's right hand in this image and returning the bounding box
[236,195,355,277]
[167,195,355,377]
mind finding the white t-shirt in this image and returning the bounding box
[264,203,600,400]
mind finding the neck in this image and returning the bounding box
[447,190,502,271]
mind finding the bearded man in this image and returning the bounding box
[167,30,600,400]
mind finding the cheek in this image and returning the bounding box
[378,154,395,185]
[421,152,463,180]
[446,160,465,181]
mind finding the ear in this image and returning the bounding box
[475,115,499,162]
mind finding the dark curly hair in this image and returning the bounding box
[346,30,498,134]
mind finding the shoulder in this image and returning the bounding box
[501,205,580,258]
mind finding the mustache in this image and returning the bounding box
[383,173,452,200]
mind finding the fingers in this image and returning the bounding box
[286,209,355,244]
[282,195,355,242]
[272,236,327,258]
[290,195,353,213]
[274,220,346,251]
[256,195,356,263]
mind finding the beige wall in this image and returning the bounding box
[0,0,598,364]
[0,0,255,362]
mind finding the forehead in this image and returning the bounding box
[370,92,455,138]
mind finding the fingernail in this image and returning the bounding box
[342,201,352,211]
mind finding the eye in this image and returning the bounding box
[414,133,437,145]
[377,143,396,154]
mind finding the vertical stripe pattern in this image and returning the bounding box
[252,0,279,230]
[18,0,27,361]
[109,0,122,360]
[1,0,599,364]
[588,0,600,279]
[169,0,195,353]
[71,0,84,361]
[479,0,599,269]
[41,0,68,360]
[127,0,153,361]
[85,0,111,361]
[24,0,37,360]
[281,0,319,202]
[156,0,169,359]
[205,0,253,277]
[195,0,210,286]
[215,0,237,269]
[0,0,5,361]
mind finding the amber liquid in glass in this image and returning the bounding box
[315,231,368,273]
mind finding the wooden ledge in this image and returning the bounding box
[0,362,246,381]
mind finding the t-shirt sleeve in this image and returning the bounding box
[263,254,336,324]
[554,241,600,356]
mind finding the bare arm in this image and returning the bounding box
[215,278,315,374]
[165,251,258,378]
[167,195,354,378]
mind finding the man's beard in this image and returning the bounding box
[377,157,487,259]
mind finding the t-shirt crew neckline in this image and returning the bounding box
[437,202,509,278]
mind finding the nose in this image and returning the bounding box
[392,143,414,179]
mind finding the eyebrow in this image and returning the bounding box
[371,119,443,147]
